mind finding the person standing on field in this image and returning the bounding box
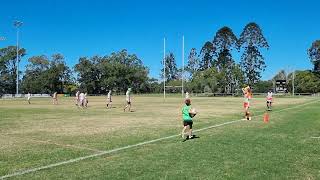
[84,92,88,108]
[181,98,196,141]
[79,92,85,108]
[242,86,252,120]
[52,92,58,105]
[27,92,31,104]
[185,92,190,99]
[123,88,132,112]
[106,90,112,108]
[266,89,273,111]
[75,91,80,106]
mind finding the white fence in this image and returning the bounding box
[1,94,51,99]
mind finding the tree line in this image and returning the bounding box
[162,22,269,94]
[0,22,319,95]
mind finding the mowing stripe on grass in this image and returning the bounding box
[0,135,104,153]
[1,99,319,179]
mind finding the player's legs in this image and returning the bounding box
[124,105,128,111]
[124,101,131,112]
[107,99,112,108]
[181,125,187,138]
[75,98,79,106]
[85,99,88,107]
[245,107,250,120]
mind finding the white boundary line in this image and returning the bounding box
[1,99,319,179]
[310,137,320,139]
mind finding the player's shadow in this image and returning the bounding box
[182,135,200,142]
[106,107,117,109]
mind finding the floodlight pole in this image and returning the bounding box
[182,36,184,97]
[163,38,166,100]
[14,20,23,95]
[292,70,295,96]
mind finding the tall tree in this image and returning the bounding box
[74,57,98,93]
[213,26,238,72]
[212,26,239,93]
[21,55,50,93]
[186,48,200,77]
[48,54,72,93]
[272,70,287,81]
[160,52,178,82]
[199,41,215,70]
[239,22,269,85]
[308,40,320,72]
[75,50,149,94]
[0,46,26,94]
[22,54,72,94]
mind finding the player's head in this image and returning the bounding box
[185,98,191,106]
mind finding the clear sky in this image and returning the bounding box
[0,0,319,80]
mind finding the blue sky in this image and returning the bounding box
[0,0,319,80]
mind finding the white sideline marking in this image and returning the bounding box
[1,99,319,179]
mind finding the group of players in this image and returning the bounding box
[25,86,273,141]
[40,88,134,112]
[181,86,273,141]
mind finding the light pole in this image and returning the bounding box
[14,20,23,95]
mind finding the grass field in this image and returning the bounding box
[0,95,319,179]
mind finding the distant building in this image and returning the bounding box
[275,80,287,93]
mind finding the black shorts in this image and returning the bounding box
[183,121,193,129]
[126,101,131,105]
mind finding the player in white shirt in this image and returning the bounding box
[27,92,31,104]
[185,92,190,99]
[123,88,132,112]
[84,93,88,108]
[52,92,58,105]
[266,89,273,111]
[79,92,85,107]
[75,91,80,106]
[106,90,112,108]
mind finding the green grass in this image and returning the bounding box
[0,95,319,179]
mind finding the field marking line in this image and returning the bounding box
[1,99,319,179]
[310,137,320,139]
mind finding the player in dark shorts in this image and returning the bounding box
[181,98,196,141]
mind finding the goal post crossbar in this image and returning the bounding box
[163,36,185,100]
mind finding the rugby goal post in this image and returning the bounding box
[163,36,185,100]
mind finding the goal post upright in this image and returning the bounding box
[163,37,166,100]
[182,35,184,97]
